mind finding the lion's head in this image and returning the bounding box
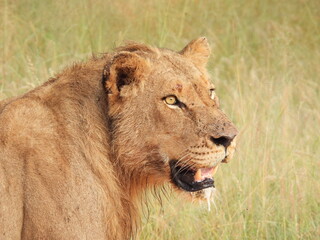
[104,37,238,197]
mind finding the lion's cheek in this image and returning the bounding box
[161,144,184,161]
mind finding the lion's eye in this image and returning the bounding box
[164,95,178,105]
[163,95,186,109]
[210,89,215,100]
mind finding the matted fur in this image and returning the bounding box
[0,38,237,239]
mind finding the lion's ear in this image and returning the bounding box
[104,52,149,96]
[180,37,211,67]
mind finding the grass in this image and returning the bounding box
[1,0,319,239]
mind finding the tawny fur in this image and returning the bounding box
[0,38,237,239]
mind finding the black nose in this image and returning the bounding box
[210,135,235,148]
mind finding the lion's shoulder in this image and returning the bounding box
[0,95,61,148]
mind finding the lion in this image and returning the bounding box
[0,37,238,239]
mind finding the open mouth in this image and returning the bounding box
[169,160,217,192]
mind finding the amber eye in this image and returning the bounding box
[164,95,178,105]
[210,89,215,100]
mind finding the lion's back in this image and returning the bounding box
[0,94,68,238]
[0,97,36,238]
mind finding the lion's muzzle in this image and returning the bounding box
[169,123,238,192]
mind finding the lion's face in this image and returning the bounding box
[105,37,238,195]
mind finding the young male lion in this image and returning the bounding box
[0,37,238,239]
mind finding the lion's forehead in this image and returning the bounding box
[152,53,203,79]
[151,62,209,90]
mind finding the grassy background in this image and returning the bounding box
[1,0,319,239]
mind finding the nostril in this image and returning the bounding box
[210,136,232,148]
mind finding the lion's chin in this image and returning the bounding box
[169,160,218,192]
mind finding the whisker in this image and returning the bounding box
[174,157,198,177]
[172,153,192,178]
[174,152,191,164]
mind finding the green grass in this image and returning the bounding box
[1,0,319,239]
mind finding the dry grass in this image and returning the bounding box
[1,0,319,239]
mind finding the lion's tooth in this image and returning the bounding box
[194,169,202,182]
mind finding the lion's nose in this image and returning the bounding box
[209,135,235,149]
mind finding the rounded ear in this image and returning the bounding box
[180,37,211,67]
[103,51,150,96]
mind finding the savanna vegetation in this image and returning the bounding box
[1,0,319,239]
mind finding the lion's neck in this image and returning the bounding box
[56,57,157,238]
[56,57,141,239]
